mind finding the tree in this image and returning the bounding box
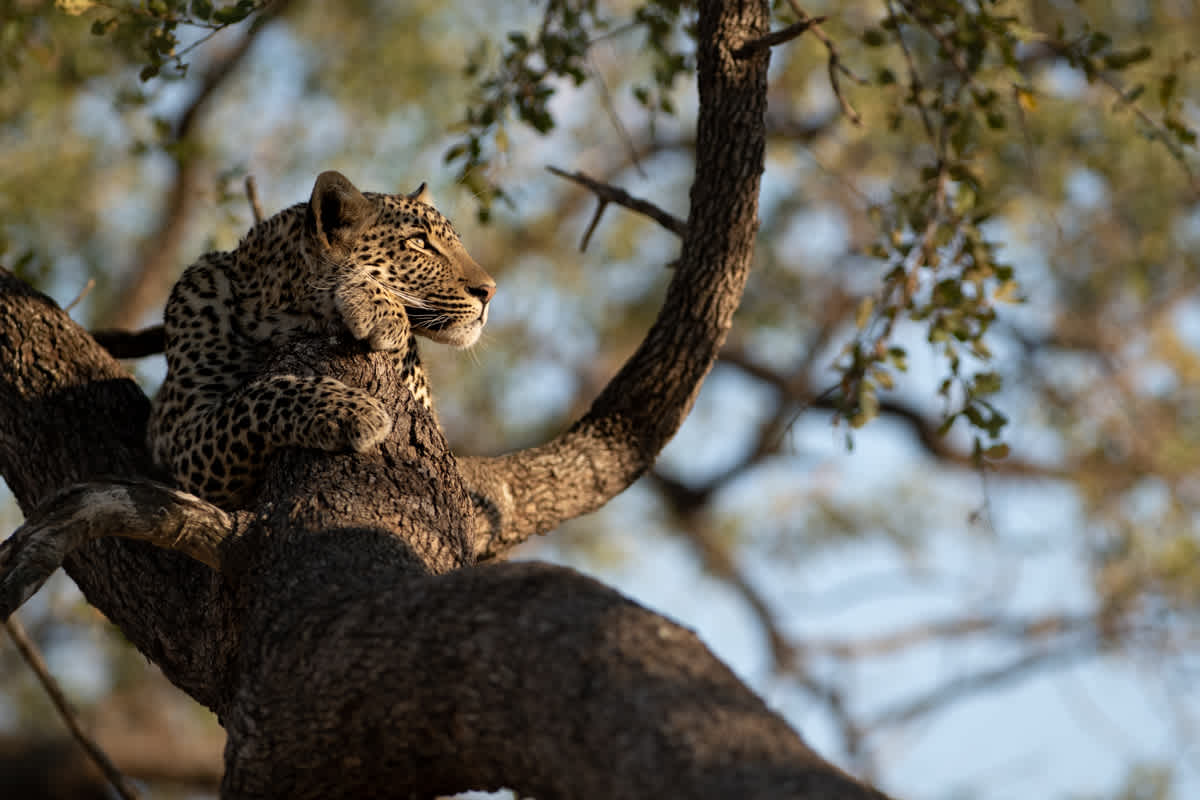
[0,1,894,797]
[2,1,1199,798]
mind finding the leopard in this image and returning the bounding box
[148,170,496,509]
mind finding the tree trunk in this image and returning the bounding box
[0,1,891,797]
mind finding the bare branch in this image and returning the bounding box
[0,480,235,620]
[786,2,863,125]
[466,13,767,557]
[547,165,687,239]
[587,54,646,178]
[882,0,935,142]
[867,641,1097,730]
[4,617,141,800]
[579,199,610,252]
[735,15,825,58]
[808,613,1097,659]
[245,174,265,223]
[64,278,96,312]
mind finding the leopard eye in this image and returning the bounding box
[408,233,433,252]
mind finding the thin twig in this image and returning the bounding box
[64,278,96,312]
[587,55,645,178]
[546,165,687,243]
[866,641,1097,729]
[786,1,863,125]
[883,0,935,143]
[899,0,978,93]
[807,613,1094,659]
[580,200,610,251]
[735,16,825,58]
[4,616,141,800]
[245,174,265,223]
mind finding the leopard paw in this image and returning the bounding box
[344,395,394,451]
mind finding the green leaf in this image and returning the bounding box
[1103,45,1152,70]
[862,28,886,47]
[984,443,1010,459]
[1159,72,1178,108]
[972,371,1002,395]
[213,2,253,24]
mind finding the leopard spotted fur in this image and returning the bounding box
[148,171,495,508]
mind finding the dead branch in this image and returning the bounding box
[809,613,1097,659]
[0,481,236,620]
[245,174,265,223]
[735,15,825,58]
[866,640,1098,730]
[786,2,863,125]
[4,617,141,800]
[546,165,687,246]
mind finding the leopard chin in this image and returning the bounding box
[408,305,487,348]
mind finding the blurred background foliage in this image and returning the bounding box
[1,0,1199,798]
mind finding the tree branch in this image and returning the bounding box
[4,617,142,800]
[465,3,771,558]
[809,613,1096,659]
[735,15,825,58]
[0,481,235,620]
[866,640,1097,730]
[547,165,687,240]
[0,268,236,710]
[785,2,863,124]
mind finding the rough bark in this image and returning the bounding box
[0,1,891,798]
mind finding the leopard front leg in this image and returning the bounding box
[252,374,394,453]
[334,275,410,351]
[162,375,393,507]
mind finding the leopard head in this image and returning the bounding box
[305,170,496,348]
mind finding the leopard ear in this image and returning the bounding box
[407,182,434,207]
[306,171,375,253]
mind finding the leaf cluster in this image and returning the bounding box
[446,0,696,220]
[85,0,266,81]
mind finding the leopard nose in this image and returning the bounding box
[468,282,496,305]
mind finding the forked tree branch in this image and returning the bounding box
[546,165,688,244]
[786,1,863,124]
[464,5,771,559]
